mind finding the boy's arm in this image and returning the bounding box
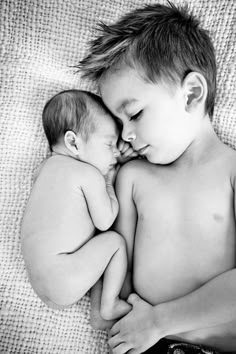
[109,270,236,353]
[108,177,236,353]
[82,165,118,231]
[113,163,137,298]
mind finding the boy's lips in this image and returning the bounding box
[136,145,149,155]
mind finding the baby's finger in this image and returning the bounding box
[119,141,130,154]
[118,139,125,151]
[122,147,138,158]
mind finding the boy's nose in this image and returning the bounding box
[122,129,136,142]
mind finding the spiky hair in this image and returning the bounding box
[77,1,216,117]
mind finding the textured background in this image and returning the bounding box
[0,0,235,353]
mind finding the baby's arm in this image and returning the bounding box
[89,164,137,329]
[82,165,119,230]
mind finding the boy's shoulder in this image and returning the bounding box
[212,142,236,188]
[117,158,156,182]
[218,142,236,169]
[222,143,236,180]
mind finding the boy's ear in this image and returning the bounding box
[64,130,80,155]
[182,72,207,113]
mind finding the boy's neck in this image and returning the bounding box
[173,117,222,169]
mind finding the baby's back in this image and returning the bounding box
[21,155,95,265]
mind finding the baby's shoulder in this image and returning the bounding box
[39,155,98,183]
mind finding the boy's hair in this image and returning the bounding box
[78,2,216,117]
[42,89,110,151]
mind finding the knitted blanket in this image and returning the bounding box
[0,0,235,353]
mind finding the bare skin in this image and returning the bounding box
[110,133,236,353]
[98,65,236,353]
[21,153,131,321]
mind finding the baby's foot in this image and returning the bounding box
[90,306,115,330]
[101,297,131,321]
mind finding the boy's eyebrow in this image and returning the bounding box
[116,98,138,113]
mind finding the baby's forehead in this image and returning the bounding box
[90,106,118,133]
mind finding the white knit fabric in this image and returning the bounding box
[0,0,235,352]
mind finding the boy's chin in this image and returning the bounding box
[146,154,178,165]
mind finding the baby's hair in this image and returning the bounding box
[42,89,110,151]
[78,1,216,117]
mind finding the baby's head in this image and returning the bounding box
[42,90,119,175]
[78,2,217,164]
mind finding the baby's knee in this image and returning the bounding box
[107,230,126,250]
[39,293,69,310]
[31,270,79,309]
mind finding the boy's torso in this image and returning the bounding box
[130,143,236,352]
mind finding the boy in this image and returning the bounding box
[78,2,236,354]
[21,89,136,321]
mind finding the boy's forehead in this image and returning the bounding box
[99,65,146,111]
[99,64,180,114]
[116,98,138,113]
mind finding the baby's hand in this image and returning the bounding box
[117,140,138,165]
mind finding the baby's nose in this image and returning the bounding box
[113,148,120,158]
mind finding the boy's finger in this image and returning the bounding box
[112,343,132,354]
[110,321,120,335]
[108,333,121,348]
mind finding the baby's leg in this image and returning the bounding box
[99,232,131,320]
[90,279,116,330]
[42,231,130,319]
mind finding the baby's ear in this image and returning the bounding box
[64,130,79,155]
[182,72,207,113]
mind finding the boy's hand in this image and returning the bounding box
[117,140,138,165]
[108,294,161,354]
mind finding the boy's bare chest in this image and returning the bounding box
[133,168,236,305]
[135,168,234,236]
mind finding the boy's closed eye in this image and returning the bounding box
[129,110,143,121]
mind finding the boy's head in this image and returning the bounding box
[42,90,119,175]
[78,2,217,165]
